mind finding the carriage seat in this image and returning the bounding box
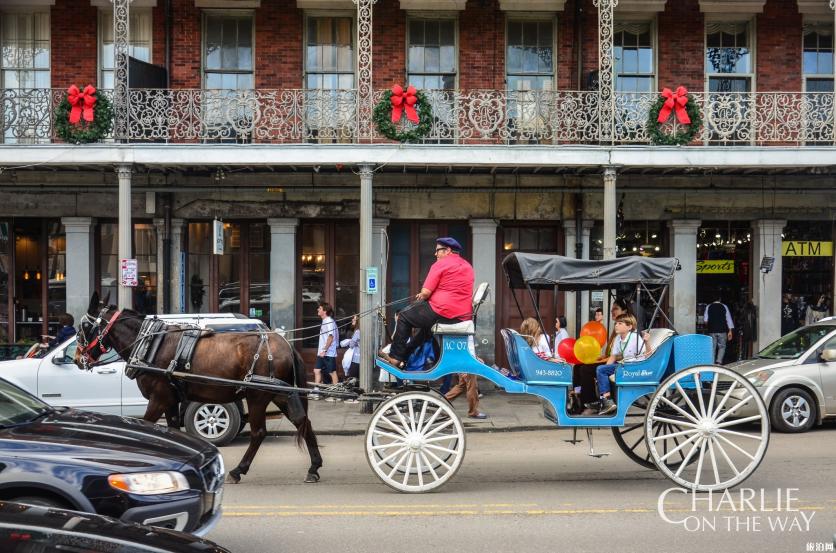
[614,328,676,386]
[432,320,475,335]
[500,328,572,385]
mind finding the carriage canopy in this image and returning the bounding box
[501,253,679,291]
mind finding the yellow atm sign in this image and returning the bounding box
[782,241,833,257]
[697,260,735,274]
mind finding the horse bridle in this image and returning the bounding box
[77,307,122,370]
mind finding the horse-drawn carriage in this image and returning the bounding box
[74,253,769,494]
[368,253,770,493]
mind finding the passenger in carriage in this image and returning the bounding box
[573,299,631,410]
[520,317,564,362]
[381,237,474,369]
[595,313,651,415]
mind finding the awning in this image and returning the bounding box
[502,253,679,291]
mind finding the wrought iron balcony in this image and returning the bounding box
[2,87,834,146]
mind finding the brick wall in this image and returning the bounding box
[44,0,810,93]
[51,0,98,88]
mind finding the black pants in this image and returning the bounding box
[573,364,599,404]
[390,301,458,362]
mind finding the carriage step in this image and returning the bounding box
[246,375,290,387]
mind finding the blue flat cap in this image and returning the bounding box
[436,237,462,252]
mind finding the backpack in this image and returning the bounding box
[404,340,436,372]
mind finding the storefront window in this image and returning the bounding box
[13,220,43,344]
[248,222,270,324]
[782,221,834,325]
[218,223,241,315]
[46,221,66,329]
[187,223,211,314]
[301,224,326,349]
[98,222,156,314]
[0,222,9,346]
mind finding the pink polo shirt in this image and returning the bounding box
[423,253,474,320]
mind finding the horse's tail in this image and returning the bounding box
[290,347,317,450]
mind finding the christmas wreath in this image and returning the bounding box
[647,86,702,146]
[55,85,113,144]
[373,84,433,143]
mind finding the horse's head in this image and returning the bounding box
[74,291,122,371]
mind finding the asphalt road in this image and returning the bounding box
[208,423,836,553]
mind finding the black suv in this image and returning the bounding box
[0,377,224,536]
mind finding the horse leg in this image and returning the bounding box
[226,392,271,484]
[143,398,169,423]
[164,403,181,428]
[275,395,322,483]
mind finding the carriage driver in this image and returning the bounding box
[381,237,474,368]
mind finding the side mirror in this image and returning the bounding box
[820,348,836,363]
[51,349,67,365]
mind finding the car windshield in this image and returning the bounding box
[0,379,52,426]
[757,326,834,360]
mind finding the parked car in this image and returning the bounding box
[726,317,836,433]
[0,500,230,552]
[0,377,224,536]
[0,313,269,446]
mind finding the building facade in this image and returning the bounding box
[0,0,835,375]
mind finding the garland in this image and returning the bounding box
[647,86,702,146]
[55,85,114,144]
[373,85,433,143]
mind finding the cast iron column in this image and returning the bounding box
[117,164,133,309]
[112,0,130,140]
[594,0,617,143]
[359,165,375,410]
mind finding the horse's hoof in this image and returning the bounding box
[225,472,241,484]
[304,472,320,483]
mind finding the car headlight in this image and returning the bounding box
[108,471,190,495]
[747,370,774,387]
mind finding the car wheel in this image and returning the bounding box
[11,496,69,509]
[184,402,242,447]
[770,388,816,433]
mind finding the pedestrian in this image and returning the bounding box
[49,313,76,348]
[380,237,474,368]
[704,294,734,364]
[338,315,361,404]
[312,301,339,400]
[445,336,486,419]
[554,315,569,349]
[805,294,830,325]
[781,293,801,336]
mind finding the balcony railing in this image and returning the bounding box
[2,88,834,146]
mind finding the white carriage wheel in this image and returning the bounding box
[365,391,466,493]
[646,366,769,492]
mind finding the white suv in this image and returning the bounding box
[0,313,269,446]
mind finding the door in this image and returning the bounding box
[37,339,123,415]
[819,333,836,414]
[496,225,562,368]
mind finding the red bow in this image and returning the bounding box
[390,85,419,125]
[67,84,97,125]
[657,86,691,125]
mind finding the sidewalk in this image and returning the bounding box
[259,388,555,436]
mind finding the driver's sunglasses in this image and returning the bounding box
[434,247,449,254]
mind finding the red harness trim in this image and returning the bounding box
[82,310,122,358]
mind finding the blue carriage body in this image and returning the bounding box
[375,331,714,428]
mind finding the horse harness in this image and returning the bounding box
[78,307,122,369]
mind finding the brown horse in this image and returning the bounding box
[73,292,322,484]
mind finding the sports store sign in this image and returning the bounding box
[697,260,735,274]
[781,241,833,257]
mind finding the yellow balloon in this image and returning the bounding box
[573,335,601,365]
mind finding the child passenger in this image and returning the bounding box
[595,313,651,415]
[520,318,564,362]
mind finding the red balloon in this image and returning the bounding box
[557,338,580,365]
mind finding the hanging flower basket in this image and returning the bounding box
[54,85,114,144]
[373,85,433,143]
[647,86,702,146]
